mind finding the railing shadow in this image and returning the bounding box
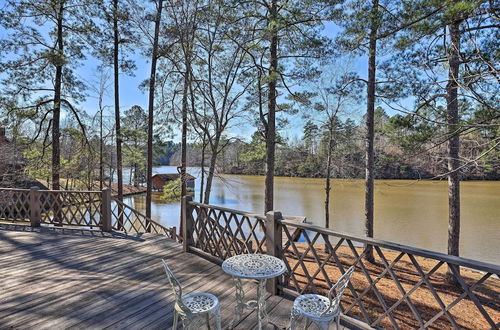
[0,223,146,241]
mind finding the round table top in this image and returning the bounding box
[222,254,286,280]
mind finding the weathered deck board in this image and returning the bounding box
[0,224,306,329]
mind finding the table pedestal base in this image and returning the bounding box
[230,277,268,330]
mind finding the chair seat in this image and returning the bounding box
[176,292,219,314]
[293,294,339,320]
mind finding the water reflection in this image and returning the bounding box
[124,166,500,264]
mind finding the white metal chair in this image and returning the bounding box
[162,259,221,330]
[289,265,355,330]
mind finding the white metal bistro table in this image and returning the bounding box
[222,254,286,329]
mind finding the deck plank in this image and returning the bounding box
[0,240,175,324]
[41,250,214,329]
[75,255,222,329]
[0,225,300,329]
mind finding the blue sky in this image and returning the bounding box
[0,2,370,142]
[75,21,370,141]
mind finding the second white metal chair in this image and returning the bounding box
[162,259,221,330]
[289,265,355,330]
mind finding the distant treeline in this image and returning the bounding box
[168,107,499,181]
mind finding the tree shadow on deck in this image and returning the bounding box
[0,227,283,329]
[0,222,147,241]
[0,224,182,286]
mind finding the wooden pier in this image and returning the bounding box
[0,224,295,329]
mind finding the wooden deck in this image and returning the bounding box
[0,223,297,329]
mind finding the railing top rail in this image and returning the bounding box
[0,187,101,194]
[0,187,30,192]
[280,219,500,274]
[188,201,266,220]
[43,189,102,193]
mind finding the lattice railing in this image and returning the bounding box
[38,190,102,227]
[181,200,500,330]
[111,197,177,240]
[0,187,102,227]
[1,187,177,240]
[279,220,500,330]
[187,201,267,260]
[0,188,30,222]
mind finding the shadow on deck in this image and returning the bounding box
[0,224,341,329]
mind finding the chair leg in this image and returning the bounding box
[318,320,330,330]
[173,310,178,330]
[336,314,341,329]
[303,317,309,330]
[182,317,189,330]
[289,310,297,330]
[206,313,211,330]
[215,309,222,330]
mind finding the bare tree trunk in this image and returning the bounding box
[51,2,65,226]
[99,94,104,191]
[364,0,379,263]
[199,133,207,203]
[113,0,124,228]
[180,67,189,197]
[109,134,114,189]
[146,0,163,224]
[52,3,64,191]
[179,56,190,237]
[113,0,123,196]
[265,0,278,213]
[446,15,461,283]
[325,127,334,229]
[135,162,140,186]
[130,164,134,185]
[203,137,220,204]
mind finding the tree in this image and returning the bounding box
[145,0,164,221]
[317,73,362,229]
[188,0,253,204]
[160,0,201,199]
[0,0,96,191]
[382,0,499,280]
[238,0,335,213]
[95,0,137,202]
[122,105,148,187]
[240,132,267,175]
[87,70,112,190]
[335,0,384,262]
[303,121,320,156]
[156,0,202,235]
[113,0,124,202]
[294,67,362,229]
[334,0,447,261]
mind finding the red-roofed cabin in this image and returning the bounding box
[151,173,196,191]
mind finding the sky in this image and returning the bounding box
[75,21,370,142]
[0,2,371,142]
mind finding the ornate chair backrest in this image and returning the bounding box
[162,259,188,312]
[322,265,356,317]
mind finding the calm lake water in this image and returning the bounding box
[124,166,500,264]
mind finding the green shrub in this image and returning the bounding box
[161,178,194,202]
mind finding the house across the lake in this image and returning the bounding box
[151,173,196,191]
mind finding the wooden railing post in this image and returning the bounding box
[182,195,194,252]
[101,188,112,232]
[28,186,41,227]
[265,210,283,295]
